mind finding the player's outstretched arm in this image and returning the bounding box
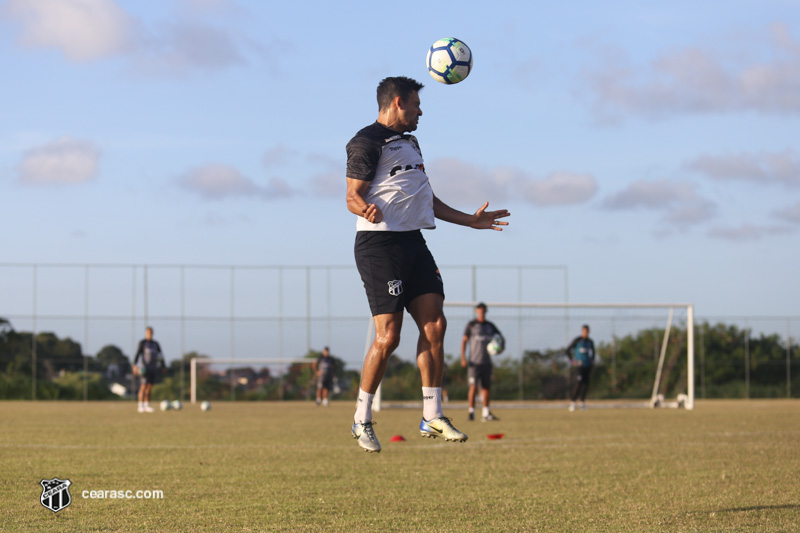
[346,177,383,224]
[433,196,510,230]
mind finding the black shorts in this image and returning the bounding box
[317,375,333,390]
[468,364,493,389]
[140,368,158,386]
[575,365,592,384]
[354,230,444,316]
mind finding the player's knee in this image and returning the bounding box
[424,315,446,343]
[374,329,401,355]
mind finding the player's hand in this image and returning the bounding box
[461,359,467,368]
[132,367,139,376]
[363,203,383,224]
[471,201,510,231]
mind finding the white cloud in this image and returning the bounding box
[134,21,245,75]
[262,145,297,167]
[177,0,237,12]
[708,223,792,241]
[17,137,100,184]
[179,164,292,200]
[602,179,716,228]
[1,0,135,62]
[686,149,800,188]
[584,23,800,121]
[2,0,259,74]
[309,171,341,198]
[773,201,800,223]
[426,158,513,205]
[427,158,595,207]
[516,171,598,207]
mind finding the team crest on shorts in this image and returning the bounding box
[40,478,72,513]
[388,280,403,296]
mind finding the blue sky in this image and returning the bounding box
[1,0,799,326]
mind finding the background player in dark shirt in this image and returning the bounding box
[312,346,335,406]
[132,326,165,413]
[346,76,510,452]
[461,303,504,421]
[566,324,596,411]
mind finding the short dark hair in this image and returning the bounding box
[377,76,424,111]
[582,324,590,332]
[476,302,487,310]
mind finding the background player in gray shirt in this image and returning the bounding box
[461,303,504,421]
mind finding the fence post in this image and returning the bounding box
[745,327,750,400]
[84,265,89,401]
[788,319,792,399]
[32,265,37,401]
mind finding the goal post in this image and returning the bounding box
[189,357,313,404]
[436,301,695,409]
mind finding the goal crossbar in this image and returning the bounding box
[189,357,312,404]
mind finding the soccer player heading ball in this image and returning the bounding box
[345,76,510,453]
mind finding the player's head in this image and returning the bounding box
[322,346,329,357]
[377,76,424,132]
[475,302,487,321]
[145,326,153,340]
[581,324,590,337]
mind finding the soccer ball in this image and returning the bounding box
[676,393,688,408]
[426,38,473,84]
[487,334,504,356]
[159,400,171,411]
[200,401,211,412]
[171,400,182,411]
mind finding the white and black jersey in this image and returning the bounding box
[316,355,334,379]
[134,339,163,370]
[346,122,435,232]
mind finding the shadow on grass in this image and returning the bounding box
[716,504,800,513]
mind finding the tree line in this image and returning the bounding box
[1,317,797,401]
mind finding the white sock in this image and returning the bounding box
[138,402,143,408]
[482,406,490,417]
[422,387,443,421]
[354,389,374,423]
[322,398,328,406]
[468,407,475,414]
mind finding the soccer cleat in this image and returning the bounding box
[137,405,145,413]
[351,421,381,453]
[419,417,468,442]
[468,412,474,421]
[482,412,499,422]
[142,405,154,413]
[581,403,587,411]
[568,403,576,412]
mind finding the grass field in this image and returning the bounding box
[1,400,799,532]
